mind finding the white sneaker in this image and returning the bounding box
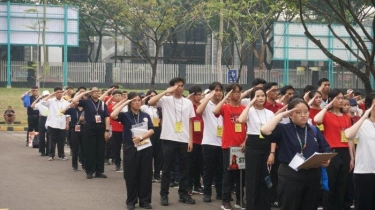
[60,157,68,160]
[48,157,53,161]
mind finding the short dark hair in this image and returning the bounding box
[263,82,278,92]
[303,85,315,94]
[110,83,119,89]
[169,77,185,86]
[54,86,62,92]
[252,78,267,87]
[112,90,122,95]
[308,89,321,99]
[354,91,362,96]
[122,90,128,94]
[31,86,39,89]
[78,86,86,91]
[189,85,202,94]
[280,85,295,95]
[287,98,310,111]
[318,78,329,86]
[208,82,223,91]
[225,83,243,93]
[66,86,74,90]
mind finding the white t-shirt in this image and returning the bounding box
[246,107,274,134]
[157,96,195,143]
[140,105,159,120]
[34,101,49,117]
[201,100,223,147]
[354,119,375,174]
[241,98,250,106]
[121,106,128,113]
[42,98,70,129]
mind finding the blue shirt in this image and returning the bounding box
[263,123,331,164]
[78,99,109,124]
[27,95,40,115]
[115,111,154,144]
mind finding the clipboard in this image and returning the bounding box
[297,152,337,170]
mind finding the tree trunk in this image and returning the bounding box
[217,0,223,83]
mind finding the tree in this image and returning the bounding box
[100,0,199,88]
[296,0,375,93]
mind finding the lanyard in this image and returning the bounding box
[173,97,183,122]
[255,108,267,126]
[294,124,307,154]
[90,99,100,114]
[76,109,83,124]
[133,112,140,124]
[333,113,348,130]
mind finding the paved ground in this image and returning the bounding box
[0,131,225,210]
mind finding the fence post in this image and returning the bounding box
[105,63,113,85]
[178,64,186,81]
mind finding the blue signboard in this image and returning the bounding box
[227,69,237,83]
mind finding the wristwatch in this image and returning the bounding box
[140,136,143,141]
[105,129,109,132]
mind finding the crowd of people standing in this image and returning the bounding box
[20,77,375,210]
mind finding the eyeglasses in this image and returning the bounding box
[295,110,309,116]
[232,91,241,94]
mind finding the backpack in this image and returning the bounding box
[310,125,329,191]
[23,95,31,108]
[32,133,39,148]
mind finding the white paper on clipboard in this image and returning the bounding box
[131,122,152,151]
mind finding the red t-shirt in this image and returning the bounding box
[192,105,203,145]
[218,104,246,149]
[309,108,321,125]
[264,101,284,114]
[358,102,365,113]
[108,103,123,132]
[323,112,351,148]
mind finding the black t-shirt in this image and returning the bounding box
[65,108,85,127]
[27,96,40,115]
[78,98,109,124]
[4,110,15,117]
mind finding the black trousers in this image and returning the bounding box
[160,140,189,197]
[105,136,114,160]
[222,149,245,202]
[187,143,203,189]
[48,127,66,158]
[112,131,122,165]
[27,115,39,144]
[270,148,280,203]
[151,127,163,179]
[354,173,375,210]
[202,144,223,197]
[245,136,271,210]
[70,127,84,169]
[278,163,321,210]
[322,148,350,210]
[84,123,105,175]
[123,142,153,206]
[38,116,49,154]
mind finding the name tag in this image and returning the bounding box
[75,125,81,132]
[341,130,348,143]
[193,121,201,132]
[175,121,183,133]
[235,123,242,133]
[354,138,358,144]
[95,115,102,123]
[58,110,62,116]
[317,124,324,131]
[259,130,264,139]
[152,118,160,127]
[216,126,223,137]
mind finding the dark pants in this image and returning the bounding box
[112,131,122,165]
[245,136,271,210]
[48,127,66,158]
[123,142,153,206]
[105,136,114,160]
[270,148,280,204]
[187,143,203,189]
[354,173,375,210]
[27,115,39,144]
[38,116,49,154]
[151,127,163,179]
[222,149,245,202]
[160,140,189,197]
[84,123,105,175]
[70,127,84,169]
[323,148,350,210]
[278,163,320,210]
[202,144,223,197]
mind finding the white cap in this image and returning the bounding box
[42,90,50,96]
[204,89,210,94]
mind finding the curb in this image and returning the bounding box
[0,126,28,131]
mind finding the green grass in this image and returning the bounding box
[0,87,189,123]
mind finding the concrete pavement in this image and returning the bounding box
[0,131,224,210]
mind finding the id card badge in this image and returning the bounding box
[341,130,348,143]
[58,110,62,116]
[193,121,201,132]
[216,126,223,137]
[259,130,264,139]
[317,124,324,131]
[95,115,102,123]
[175,121,183,133]
[75,124,81,132]
[235,123,242,133]
[152,118,160,127]
[265,176,273,189]
[288,153,306,171]
[354,138,358,144]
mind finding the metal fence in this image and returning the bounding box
[0,61,366,89]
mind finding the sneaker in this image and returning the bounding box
[48,157,54,161]
[221,201,233,210]
[94,173,107,178]
[139,203,152,209]
[126,204,135,210]
[115,164,121,171]
[60,157,68,161]
[178,194,195,204]
[203,195,211,203]
[193,187,204,195]
[188,189,193,196]
[160,195,169,206]
[271,201,279,207]
[104,159,110,165]
[153,178,161,183]
[234,200,246,209]
[72,167,78,171]
[87,174,93,179]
